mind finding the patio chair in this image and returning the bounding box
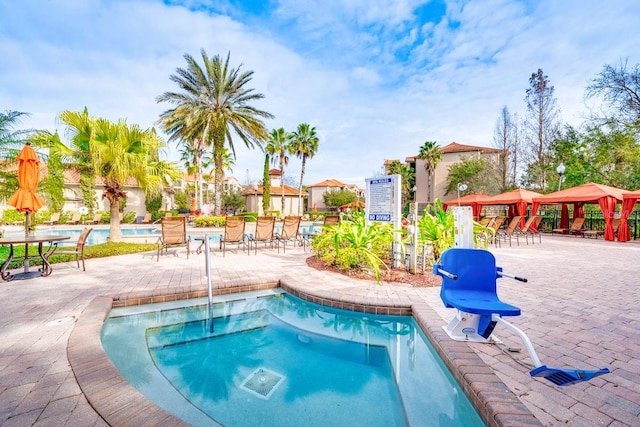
[583,218,621,239]
[495,215,523,247]
[157,216,190,261]
[141,212,152,224]
[518,216,542,244]
[85,213,102,225]
[552,217,585,236]
[248,216,276,254]
[301,215,340,251]
[275,216,302,253]
[486,216,506,246]
[54,227,93,271]
[219,216,249,256]
[66,212,82,225]
[43,212,61,225]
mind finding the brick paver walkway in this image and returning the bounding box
[0,230,638,426]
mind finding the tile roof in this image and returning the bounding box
[242,184,307,196]
[404,141,504,161]
[307,178,348,188]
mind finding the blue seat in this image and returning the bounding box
[435,248,520,317]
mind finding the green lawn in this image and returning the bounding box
[0,242,157,269]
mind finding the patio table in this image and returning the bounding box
[0,235,70,281]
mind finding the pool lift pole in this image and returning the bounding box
[435,207,610,386]
[204,236,214,333]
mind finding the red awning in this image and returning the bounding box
[443,193,491,220]
[533,183,627,241]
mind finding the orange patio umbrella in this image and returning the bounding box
[7,143,46,236]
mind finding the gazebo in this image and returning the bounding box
[482,189,543,228]
[618,190,640,242]
[442,193,491,220]
[532,183,627,241]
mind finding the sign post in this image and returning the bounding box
[365,175,402,267]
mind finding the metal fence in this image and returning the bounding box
[537,209,640,240]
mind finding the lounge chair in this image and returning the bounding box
[157,216,190,261]
[583,218,621,239]
[54,227,93,271]
[301,215,340,251]
[518,216,542,244]
[495,215,523,247]
[66,212,82,225]
[552,217,585,236]
[486,216,506,246]
[43,212,61,225]
[477,216,495,227]
[86,213,102,225]
[275,216,302,253]
[219,216,249,256]
[248,216,276,254]
[141,212,152,224]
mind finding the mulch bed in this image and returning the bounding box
[305,256,441,287]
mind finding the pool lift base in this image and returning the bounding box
[434,247,610,387]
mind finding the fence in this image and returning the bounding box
[537,210,640,240]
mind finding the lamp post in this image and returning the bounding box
[457,183,468,206]
[554,163,565,229]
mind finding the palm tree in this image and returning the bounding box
[265,128,292,215]
[90,118,181,242]
[386,160,414,207]
[58,108,98,211]
[418,140,441,203]
[290,123,319,215]
[1,110,33,200]
[156,49,273,215]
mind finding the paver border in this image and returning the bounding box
[68,279,540,427]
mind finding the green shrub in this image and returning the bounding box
[2,209,23,225]
[237,212,258,222]
[311,211,396,282]
[193,215,226,227]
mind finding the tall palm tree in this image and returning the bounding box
[418,140,441,203]
[290,123,319,215]
[265,128,292,215]
[59,108,98,211]
[156,49,273,215]
[90,118,181,242]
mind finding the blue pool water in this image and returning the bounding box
[6,227,160,245]
[102,290,484,427]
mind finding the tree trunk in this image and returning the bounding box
[298,156,306,215]
[108,196,122,242]
[280,165,285,216]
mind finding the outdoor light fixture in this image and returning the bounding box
[554,163,566,229]
[457,183,468,206]
[556,163,565,191]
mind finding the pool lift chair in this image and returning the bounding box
[433,247,610,387]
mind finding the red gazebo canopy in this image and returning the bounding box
[443,193,491,220]
[533,183,627,241]
[482,189,542,228]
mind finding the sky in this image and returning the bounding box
[2,0,639,188]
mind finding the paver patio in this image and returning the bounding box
[0,230,638,426]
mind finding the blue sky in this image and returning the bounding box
[2,0,639,187]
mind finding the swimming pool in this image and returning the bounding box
[102,289,484,427]
[5,226,160,245]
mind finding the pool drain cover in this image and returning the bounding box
[240,368,284,399]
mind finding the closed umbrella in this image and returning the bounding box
[7,143,46,237]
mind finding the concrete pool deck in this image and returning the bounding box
[0,232,638,426]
